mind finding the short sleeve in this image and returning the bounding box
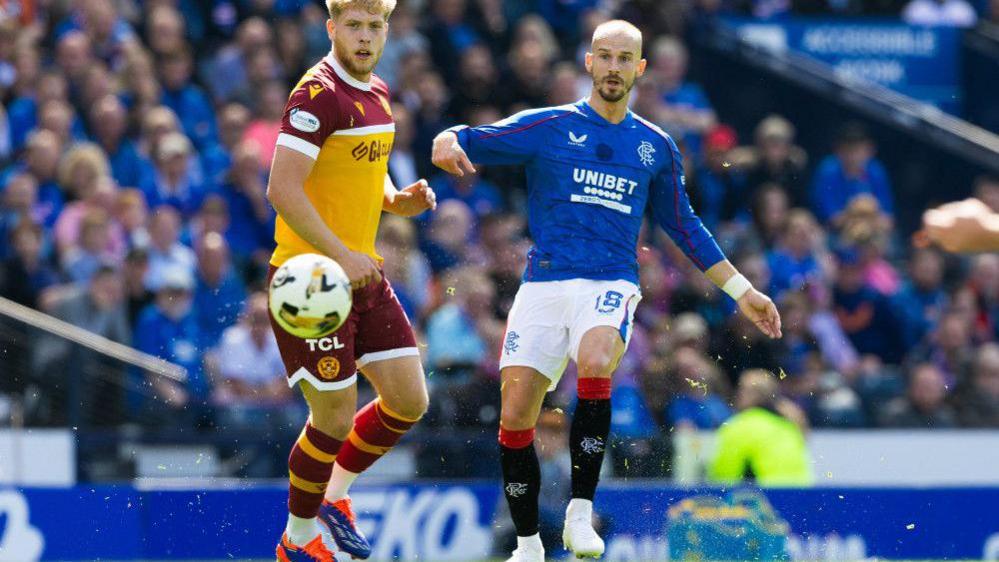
[276,80,340,160]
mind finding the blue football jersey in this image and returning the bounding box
[449,100,726,284]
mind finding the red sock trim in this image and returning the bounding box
[498,426,535,449]
[578,377,612,400]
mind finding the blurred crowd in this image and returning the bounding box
[0,0,997,479]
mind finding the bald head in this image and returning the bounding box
[591,19,643,56]
[586,19,646,105]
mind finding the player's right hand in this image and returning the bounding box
[339,250,382,290]
[431,131,476,177]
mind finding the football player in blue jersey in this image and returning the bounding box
[432,19,782,562]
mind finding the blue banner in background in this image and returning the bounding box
[3,483,998,560]
[721,18,962,114]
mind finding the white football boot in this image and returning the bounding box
[563,499,605,559]
[505,533,545,562]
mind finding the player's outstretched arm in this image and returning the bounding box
[705,260,782,339]
[916,197,999,253]
[266,146,381,290]
[383,175,437,216]
[431,131,476,176]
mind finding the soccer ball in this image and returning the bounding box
[269,253,353,339]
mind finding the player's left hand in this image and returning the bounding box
[385,179,437,217]
[737,288,782,339]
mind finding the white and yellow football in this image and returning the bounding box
[269,253,352,339]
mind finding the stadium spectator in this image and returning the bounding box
[7,71,71,154]
[377,215,432,320]
[114,188,150,249]
[838,195,899,296]
[52,146,125,259]
[954,343,999,427]
[766,210,829,299]
[665,347,733,429]
[810,122,894,226]
[61,209,117,283]
[193,232,246,349]
[216,141,274,271]
[894,248,948,348]
[8,130,64,227]
[211,292,293,412]
[832,246,904,364]
[708,369,813,486]
[689,124,747,230]
[388,102,420,188]
[202,102,253,188]
[144,205,196,292]
[424,0,482,84]
[242,80,287,169]
[503,38,553,111]
[89,95,146,188]
[734,115,808,208]
[420,199,477,272]
[123,247,152,326]
[0,221,58,308]
[750,183,790,251]
[54,30,93,96]
[0,173,40,259]
[646,36,717,160]
[158,47,218,152]
[425,266,497,378]
[32,264,130,425]
[139,131,209,218]
[68,0,136,66]
[880,363,957,427]
[965,254,999,343]
[145,5,187,57]
[374,4,428,91]
[429,164,503,221]
[448,44,501,121]
[203,17,273,103]
[133,265,209,421]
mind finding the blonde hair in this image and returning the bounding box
[58,143,110,192]
[326,0,396,20]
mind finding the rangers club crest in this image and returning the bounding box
[505,483,528,497]
[504,331,520,355]
[637,141,656,167]
[580,436,604,454]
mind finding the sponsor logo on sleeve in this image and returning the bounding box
[290,108,321,133]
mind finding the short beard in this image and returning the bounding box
[594,78,632,103]
[334,41,378,77]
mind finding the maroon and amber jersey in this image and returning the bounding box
[271,53,394,267]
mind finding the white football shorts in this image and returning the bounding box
[499,278,642,389]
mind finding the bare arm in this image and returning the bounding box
[383,174,437,217]
[705,259,782,339]
[266,145,380,288]
[918,198,999,253]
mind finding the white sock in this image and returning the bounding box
[324,463,360,503]
[566,498,593,522]
[285,514,319,546]
[517,533,544,551]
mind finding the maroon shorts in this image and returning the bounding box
[267,265,419,391]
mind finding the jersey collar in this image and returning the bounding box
[577,99,634,127]
[325,51,372,92]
